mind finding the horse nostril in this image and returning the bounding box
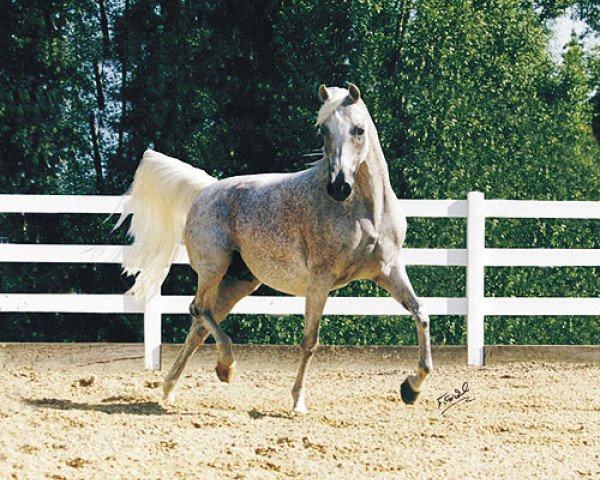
[340,182,352,198]
[326,181,352,201]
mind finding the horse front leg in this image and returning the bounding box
[291,279,330,414]
[375,259,433,404]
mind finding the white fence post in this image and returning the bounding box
[144,289,162,370]
[467,191,485,366]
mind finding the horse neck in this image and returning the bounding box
[356,126,396,216]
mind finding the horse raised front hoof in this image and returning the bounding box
[215,361,236,383]
[400,378,420,405]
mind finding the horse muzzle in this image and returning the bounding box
[326,172,353,202]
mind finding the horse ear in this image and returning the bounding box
[347,82,361,103]
[318,84,329,103]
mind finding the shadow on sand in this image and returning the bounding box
[248,407,294,420]
[23,395,171,416]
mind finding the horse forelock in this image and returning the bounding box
[315,87,350,126]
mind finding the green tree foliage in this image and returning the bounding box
[111,1,362,179]
[1,0,598,346]
[0,0,102,194]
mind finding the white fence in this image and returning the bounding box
[1,192,599,369]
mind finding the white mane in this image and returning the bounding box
[315,87,349,126]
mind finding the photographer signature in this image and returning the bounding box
[437,382,475,416]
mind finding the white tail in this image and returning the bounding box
[114,150,217,299]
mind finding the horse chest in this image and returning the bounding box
[311,224,384,285]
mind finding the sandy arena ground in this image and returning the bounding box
[0,344,599,480]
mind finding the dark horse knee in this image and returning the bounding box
[419,358,432,375]
[189,302,203,318]
[301,337,319,355]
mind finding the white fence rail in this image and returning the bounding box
[1,193,599,369]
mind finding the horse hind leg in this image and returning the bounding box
[163,321,209,403]
[163,259,260,403]
[162,273,224,404]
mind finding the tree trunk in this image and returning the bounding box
[593,93,600,145]
[93,59,105,112]
[89,111,104,191]
[117,0,129,167]
[99,0,110,57]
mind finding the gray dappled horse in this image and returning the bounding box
[116,83,432,413]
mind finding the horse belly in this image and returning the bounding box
[242,251,309,297]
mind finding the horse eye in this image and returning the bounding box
[353,126,365,136]
[319,125,330,136]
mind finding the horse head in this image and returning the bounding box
[316,83,370,202]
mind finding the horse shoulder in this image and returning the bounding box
[364,200,407,264]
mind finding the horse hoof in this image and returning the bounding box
[163,390,176,404]
[292,399,308,415]
[215,361,236,383]
[163,382,176,404]
[400,378,420,405]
